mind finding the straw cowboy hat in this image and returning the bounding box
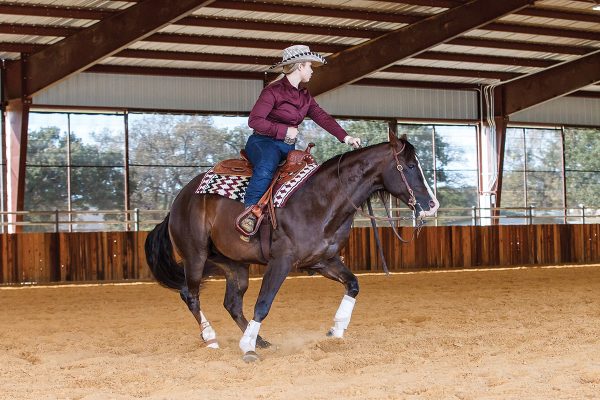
[269,45,327,70]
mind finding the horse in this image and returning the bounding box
[145,131,439,362]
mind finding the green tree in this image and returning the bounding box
[503,128,564,209]
[565,128,600,207]
[25,127,68,210]
[25,126,124,211]
[398,124,477,209]
[297,119,388,162]
[128,114,252,209]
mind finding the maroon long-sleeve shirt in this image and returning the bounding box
[248,76,347,142]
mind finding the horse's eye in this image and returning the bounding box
[408,164,416,169]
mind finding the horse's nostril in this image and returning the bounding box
[429,200,437,209]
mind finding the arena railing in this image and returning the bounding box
[0,206,598,233]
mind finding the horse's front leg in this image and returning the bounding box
[218,259,271,349]
[312,256,359,338]
[239,256,293,362]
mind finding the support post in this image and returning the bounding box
[0,63,7,233]
[5,97,30,233]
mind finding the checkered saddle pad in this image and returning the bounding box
[195,162,319,207]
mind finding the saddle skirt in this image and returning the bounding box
[195,145,319,208]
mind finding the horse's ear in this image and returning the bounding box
[400,133,407,141]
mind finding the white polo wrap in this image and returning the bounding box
[330,295,356,338]
[239,320,261,353]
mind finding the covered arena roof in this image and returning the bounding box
[0,0,599,104]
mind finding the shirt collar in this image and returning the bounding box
[283,75,307,93]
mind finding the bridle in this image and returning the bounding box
[336,142,425,226]
[336,142,427,273]
[392,142,417,208]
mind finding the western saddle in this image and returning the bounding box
[212,143,317,237]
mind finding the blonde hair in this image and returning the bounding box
[282,63,301,74]
[268,62,304,85]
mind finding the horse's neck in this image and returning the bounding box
[313,146,386,220]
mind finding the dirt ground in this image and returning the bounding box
[1,265,600,400]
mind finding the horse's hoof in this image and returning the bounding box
[242,351,260,363]
[256,336,272,349]
[326,328,344,338]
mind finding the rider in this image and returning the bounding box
[239,44,362,237]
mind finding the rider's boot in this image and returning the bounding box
[239,208,258,242]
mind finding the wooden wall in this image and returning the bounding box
[1,225,599,284]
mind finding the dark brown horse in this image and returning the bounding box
[145,131,438,362]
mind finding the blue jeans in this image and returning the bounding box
[244,134,294,207]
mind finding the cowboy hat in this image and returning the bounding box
[269,45,327,70]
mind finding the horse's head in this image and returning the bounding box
[381,131,439,218]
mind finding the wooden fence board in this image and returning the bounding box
[1,224,599,284]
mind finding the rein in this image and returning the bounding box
[336,143,426,273]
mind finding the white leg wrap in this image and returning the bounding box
[329,295,356,338]
[200,311,219,349]
[239,320,261,353]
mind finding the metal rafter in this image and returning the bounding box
[4,0,217,99]
[0,3,109,19]
[417,51,559,68]
[374,0,600,22]
[356,77,476,90]
[148,33,347,53]
[484,22,600,41]
[210,0,421,23]
[84,64,600,96]
[88,64,267,80]
[179,15,383,37]
[114,48,562,69]
[369,0,460,7]
[501,50,600,115]
[110,0,600,20]
[449,37,591,56]
[0,22,594,57]
[385,65,520,80]
[84,64,481,90]
[117,48,279,64]
[518,6,600,23]
[308,0,535,95]
[0,41,566,69]
[0,2,598,40]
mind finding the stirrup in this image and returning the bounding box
[236,206,263,237]
[239,215,256,242]
[240,214,257,234]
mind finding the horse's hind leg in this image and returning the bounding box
[179,252,220,348]
[180,284,218,349]
[218,260,271,349]
[310,256,359,338]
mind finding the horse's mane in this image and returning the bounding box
[401,139,416,160]
[317,138,416,171]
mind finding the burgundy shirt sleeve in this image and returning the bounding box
[248,87,288,140]
[306,97,347,143]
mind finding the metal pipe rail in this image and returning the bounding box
[1,206,598,233]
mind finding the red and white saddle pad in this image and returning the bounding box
[195,163,319,207]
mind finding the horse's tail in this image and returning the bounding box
[144,213,185,290]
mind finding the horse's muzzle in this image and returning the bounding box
[418,198,439,218]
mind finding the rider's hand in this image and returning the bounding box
[344,135,361,149]
[286,127,298,139]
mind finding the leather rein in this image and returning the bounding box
[336,143,426,274]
